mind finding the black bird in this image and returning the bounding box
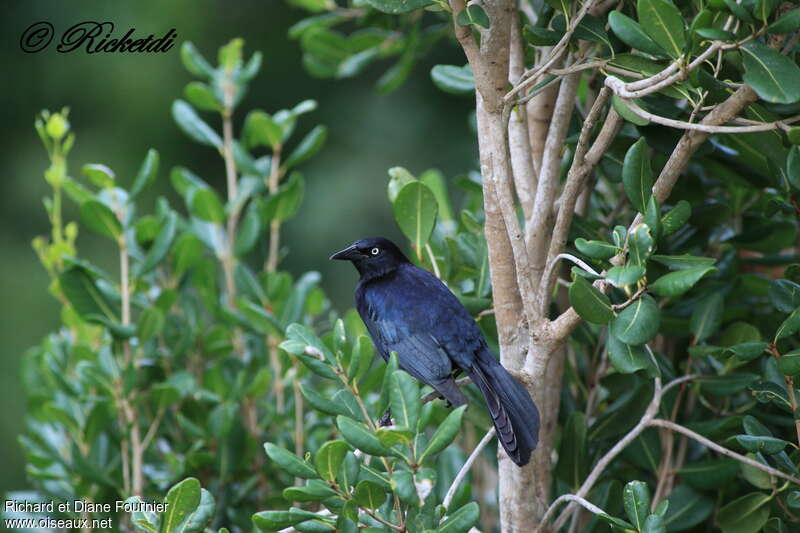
[330,237,539,466]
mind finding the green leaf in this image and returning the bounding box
[353,480,386,509]
[700,373,759,396]
[263,172,305,222]
[575,238,619,259]
[82,163,115,188]
[390,370,421,429]
[282,481,338,502]
[764,517,790,533]
[393,181,438,253]
[555,412,588,487]
[284,125,327,168]
[768,9,800,34]
[717,492,771,533]
[138,307,165,341]
[315,440,351,482]
[734,435,789,454]
[189,188,225,224]
[180,42,215,78]
[613,94,651,126]
[651,254,714,270]
[159,478,201,533]
[610,295,660,345]
[136,211,177,276]
[569,275,615,324]
[690,292,724,342]
[253,509,321,531]
[126,496,160,532]
[181,489,215,533]
[650,266,716,297]
[741,41,800,104]
[623,138,654,213]
[789,146,800,189]
[264,443,319,479]
[663,485,713,532]
[642,514,666,533]
[775,308,800,341]
[363,0,433,14]
[184,82,221,112]
[80,200,122,239]
[768,279,800,312]
[606,265,645,288]
[172,100,222,148]
[456,4,490,28]
[623,481,651,531]
[244,110,283,150]
[778,349,800,375]
[130,149,160,199]
[661,200,691,236]
[629,224,655,265]
[336,416,394,456]
[637,0,687,58]
[438,502,479,532]
[420,405,466,461]
[430,64,475,95]
[608,11,667,56]
[607,333,654,374]
[59,266,118,321]
[679,458,740,490]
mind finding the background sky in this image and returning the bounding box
[1,1,475,497]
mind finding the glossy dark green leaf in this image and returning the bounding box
[637,0,687,58]
[608,11,666,56]
[623,138,653,213]
[663,485,713,532]
[390,370,421,429]
[438,502,479,532]
[315,440,350,482]
[456,4,490,28]
[264,443,319,479]
[679,458,739,490]
[420,405,466,461]
[741,41,800,104]
[575,238,619,259]
[555,412,588,488]
[607,333,654,374]
[606,265,645,288]
[769,279,800,313]
[650,254,714,270]
[642,514,666,533]
[690,292,723,342]
[629,224,655,265]
[717,492,771,533]
[623,481,651,530]
[353,480,386,509]
[768,9,800,34]
[661,200,691,236]
[650,266,716,297]
[336,416,394,456]
[734,435,788,454]
[776,308,800,341]
[777,349,800,375]
[253,509,320,531]
[159,478,201,533]
[610,295,660,345]
[59,266,118,321]
[569,275,614,325]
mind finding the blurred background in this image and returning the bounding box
[1,1,475,497]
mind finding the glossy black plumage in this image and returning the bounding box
[331,237,539,466]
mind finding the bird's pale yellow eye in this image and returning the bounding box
[371,247,380,255]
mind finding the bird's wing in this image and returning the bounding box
[356,265,485,383]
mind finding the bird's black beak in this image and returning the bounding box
[330,244,359,261]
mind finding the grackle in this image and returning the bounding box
[331,237,539,466]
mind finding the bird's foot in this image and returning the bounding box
[378,408,393,427]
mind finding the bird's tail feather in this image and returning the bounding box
[468,349,539,466]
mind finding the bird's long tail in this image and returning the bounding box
[468,348,539,466]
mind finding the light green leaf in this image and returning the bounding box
[420,405,466,461]
[353,480,386,509]
[159,478,201,533]
[172,100,222,148]
[606,265,645,288]
[650,266,716,297]
[430,64,475,95]
[393,181,438,253]
[264,443,319,479]
[575,238,619,259]
[130,149,160,199]
[390,370,421,429]
[623,481,651,531]
[284,125,327,168]
[336,416,394,456]
[438,502,480,532]
[189,188,225,224]
[80,200,122,239]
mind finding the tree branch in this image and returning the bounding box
[443,427,497,509]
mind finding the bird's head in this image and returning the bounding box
[330,237,410,279]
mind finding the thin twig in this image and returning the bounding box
[443,427,497,509]
[540,493,610,529]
